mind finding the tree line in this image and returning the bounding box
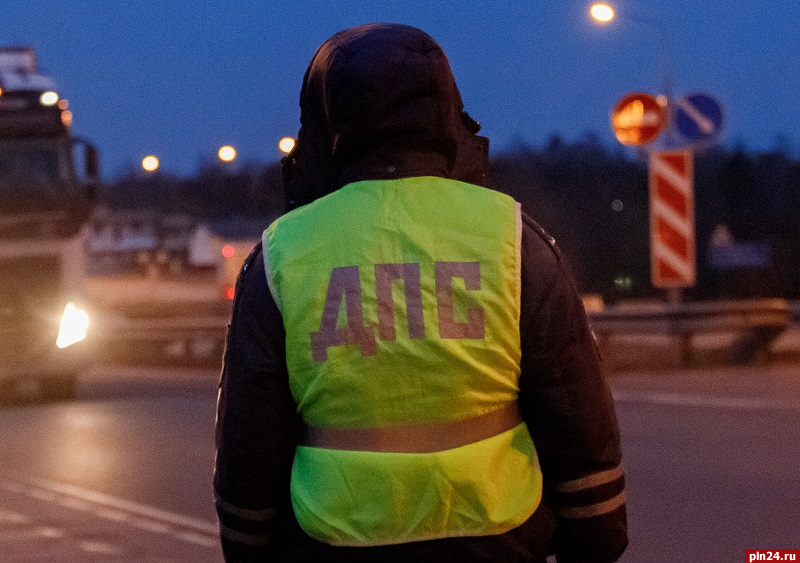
[100,135,800,302]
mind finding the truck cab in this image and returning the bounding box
[0,47,98,400]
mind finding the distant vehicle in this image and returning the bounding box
[219,241,256,300]
[197,217,269,302]
[0,46,98,400]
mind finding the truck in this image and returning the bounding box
[0,47,98,400]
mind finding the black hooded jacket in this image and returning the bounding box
[281,23,490,209]
[214,23,627,562]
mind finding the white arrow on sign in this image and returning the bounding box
[674,97,715,135]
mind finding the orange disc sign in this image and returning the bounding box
[611,93,667,146]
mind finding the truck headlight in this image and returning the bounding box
[56,302,90,349]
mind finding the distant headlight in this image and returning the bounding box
[40,91,59,106]
[56,302,90,349]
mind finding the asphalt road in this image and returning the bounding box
[0,367,223,562]
[0,363,798,562]
[611,364,800,562]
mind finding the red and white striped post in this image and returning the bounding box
[648,150,695,290]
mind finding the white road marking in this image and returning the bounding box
[37,526,64,538]
[0,527,63,542]
[28,478,218,536]
[78,540,123,555]
[28,489,57,503]
[176,530,219,548]
[0,478,218,549]
[93,506,131,522]
[131,516,171,534]
[0,482,24,494]
[57,496,93,512]
[0,508,30,525]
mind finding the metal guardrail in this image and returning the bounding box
[90,298,800,368]
[588,298,792,366]
[91,302,230,366]
[588,298,791,332]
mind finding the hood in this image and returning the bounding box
[282,23,489,210]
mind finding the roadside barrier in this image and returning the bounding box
[90,301,230,367]
[588,298,791,366]
[90,298,797,368]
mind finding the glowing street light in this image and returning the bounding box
[39,90,60,106]
[279,136,296,154]
[218,145,237,162]
[590,3,615,23]
[141,155,159,172]
[588,2,673,116]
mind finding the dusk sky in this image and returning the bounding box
[3,0,798,177]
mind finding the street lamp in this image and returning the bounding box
[141,155,159,172]
[278,136,296,154]
[218,145,237,163]
[590,2,676,146]
[591,3,694,303]
[589,2,672,102]
[590,3,614,23]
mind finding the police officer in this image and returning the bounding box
[214,23,627,562]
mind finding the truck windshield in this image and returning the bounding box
[0,139,69,194]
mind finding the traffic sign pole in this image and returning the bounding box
[609,91,720,296]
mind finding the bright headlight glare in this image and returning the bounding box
[56,302,90,349]
[40,91,59,106]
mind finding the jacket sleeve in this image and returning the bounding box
[517,213,628,563]
[213,242,299,561]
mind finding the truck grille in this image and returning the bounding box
[0,255,62,362]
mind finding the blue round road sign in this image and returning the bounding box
[674,93,724,145]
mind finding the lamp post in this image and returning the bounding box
[590,3,673,125]
[591,3,692,303]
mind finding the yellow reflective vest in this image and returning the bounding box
[263,176,542,546]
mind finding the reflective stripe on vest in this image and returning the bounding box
[301,401,522,453]
[264,177,542,546]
